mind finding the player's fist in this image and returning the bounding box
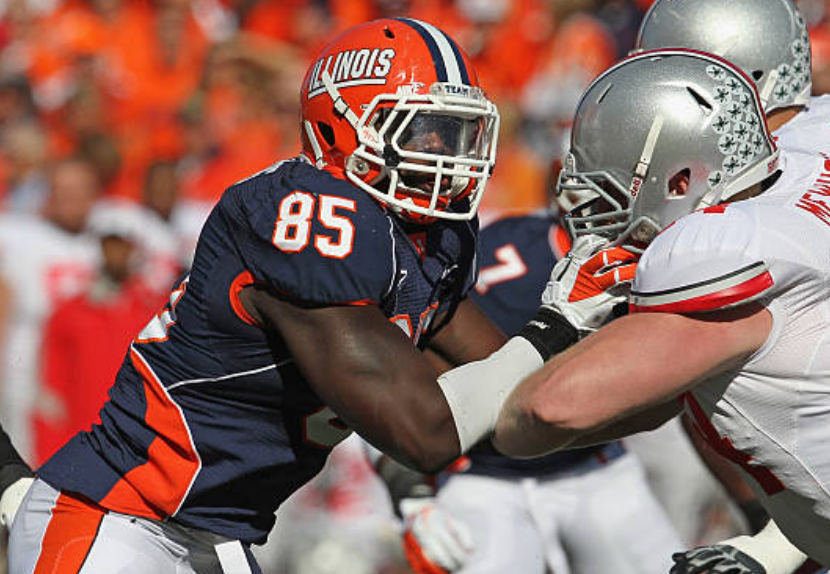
[671,545,767,574]
[401,498,474,574]
[541,234,637,334]
[0,476,33,528]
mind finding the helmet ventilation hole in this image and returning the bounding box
[317,122,336,146]
[686,87,713,115]
[597,84,613,104]
[752,70,764,81]
[384,27,395,39]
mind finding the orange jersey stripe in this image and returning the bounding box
[33,493,105,574]
[229,271,261,327]
[99,349,200,519]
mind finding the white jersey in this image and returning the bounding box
[0,214,98,459]
[630,149,830,562]
[774,94,830,156]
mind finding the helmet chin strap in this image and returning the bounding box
[629,114,664,196]
[303,120,325,168]
[320,70,382,145]
[321,70,362,128]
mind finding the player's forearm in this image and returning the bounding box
[436,308,580,453]
[426,298,507,367]
[559,399,681,449]
[243,285,465,473]
[494,310,767,458]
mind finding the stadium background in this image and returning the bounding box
[3,0,830,572]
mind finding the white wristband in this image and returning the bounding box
[437,337,543,452]
[724,520,807,574]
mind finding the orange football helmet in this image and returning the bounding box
[300,18,500,222]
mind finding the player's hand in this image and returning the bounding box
[671,545,768,574]
[401,497,474,574]
[541,234,637,334]
[0,476,33,528]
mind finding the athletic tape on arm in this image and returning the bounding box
[438,336,543,452]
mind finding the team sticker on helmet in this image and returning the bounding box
[307,48,396,99]
[773,14,810,104]
[704,64,767,187]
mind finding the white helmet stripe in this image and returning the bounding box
[397,18,467,85]
[417,20,464,84]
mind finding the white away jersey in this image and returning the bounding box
[774,94,830,156]
[0,214,98,459]
[631,149,830,563]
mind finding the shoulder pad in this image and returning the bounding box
[226,163,397,305]
[630,208,773,314]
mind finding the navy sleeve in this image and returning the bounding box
[224,161,396,306]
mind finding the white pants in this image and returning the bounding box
[436,453,683,574]
[9,479,262,574]
[625,418,732,545]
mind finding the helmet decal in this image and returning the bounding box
[705,64,769,183]
[772,13,810,104]
[306,49,396,99]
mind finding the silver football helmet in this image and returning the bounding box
[561,50,780,251]
[635,0,811,113]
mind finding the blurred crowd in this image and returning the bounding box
[4,0,830,572]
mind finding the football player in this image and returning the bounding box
[493,49,830,573]
[7,18,579,574]
[392,138,682,574]
[635,3,830,567]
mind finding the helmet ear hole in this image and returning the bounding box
[752,70,764,81]
[668,168,691,197]
[317,122,336,147]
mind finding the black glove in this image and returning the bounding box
[671,545,767,574]
[738,500,771,535]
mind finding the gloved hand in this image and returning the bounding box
[401,497,474,574]
[671,545,767,574]
[671,520,808,574]
[541,234,637,335]
[0,475,33,528]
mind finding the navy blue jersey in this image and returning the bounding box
[468,211,622,476]
[38,157,477,544]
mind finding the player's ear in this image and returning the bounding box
[668,169,690,197]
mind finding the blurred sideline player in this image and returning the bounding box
[32,204,165,465]
[389,135,681,574]
[0,157,101,530]
[0,157,99,461]
[8,18,581,574]
[494,49,830,573]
